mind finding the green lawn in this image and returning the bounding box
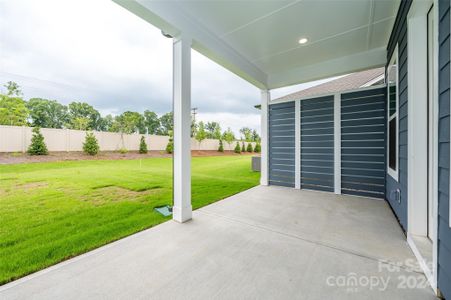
[0,156,259,284]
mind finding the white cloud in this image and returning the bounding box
[0,0,261,135]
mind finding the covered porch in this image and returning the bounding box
[0,186,435,299]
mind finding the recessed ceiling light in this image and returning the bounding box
[298,38,308,44]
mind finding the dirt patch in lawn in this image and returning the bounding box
[82,185,161,205]
[0,150,257,165]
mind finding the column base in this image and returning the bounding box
[172,205,192,223]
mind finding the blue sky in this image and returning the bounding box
[0,0,329,135]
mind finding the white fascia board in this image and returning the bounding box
[113,0,268,89]
[267,47,387,89]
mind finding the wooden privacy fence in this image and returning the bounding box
[0,125,254,153]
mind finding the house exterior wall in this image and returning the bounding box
[438,0,451,296]
[268,101,296,187]
[385,0,412,231]
[268,86,386,195]
[300,96,335,192]
[341,87,386,199]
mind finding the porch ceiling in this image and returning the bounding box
[114,0,399,89]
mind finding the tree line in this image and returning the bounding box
[0,81,260,142]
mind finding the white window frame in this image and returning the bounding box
[387,44,399,181]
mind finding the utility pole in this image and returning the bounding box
[191,107,198,123]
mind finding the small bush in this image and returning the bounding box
[119,147,128,154]
[241,142,246,152]
[254,143,261,153]
[28,127,48,155]
[166,139,173,154]
[139,136,148,154]
[218,139,224,152]
[83,132,99,155]
[247,143,253,152]
[234,142,241,154]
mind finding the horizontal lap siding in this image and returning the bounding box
[438,0,451,297]
[301,96,334,192]
[269,102,295,187]
[341,88,386,199]
[385,0,411,231]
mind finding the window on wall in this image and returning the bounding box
[387,45,399,180]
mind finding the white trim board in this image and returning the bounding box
[295,100,301,189]
[334,93,341,195]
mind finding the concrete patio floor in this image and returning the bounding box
[0,186,437,299]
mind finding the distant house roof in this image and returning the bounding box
[272,67,385,103]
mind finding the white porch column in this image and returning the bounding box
[260,89,270,186]
[172,35,192,223]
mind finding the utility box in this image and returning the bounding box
[252,156,261,172]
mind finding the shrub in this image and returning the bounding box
[166,138,173,154]
[139,136,148,154]
[241,142,246,152]
[83,132,99,155]
[28,127,48,155]
[234,142,241,154]
[247,143,253,152]
[218,139,224,152]
[254,143,261,153]
[119,147,128,154]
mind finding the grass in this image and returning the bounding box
[0,156,259,284]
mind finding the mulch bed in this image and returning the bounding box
[0,151,257,165]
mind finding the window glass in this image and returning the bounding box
[388,62,397,117]
[387,48,398,178]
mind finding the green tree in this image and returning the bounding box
[159,112,173,135]
[218,139,224,152]
[98,114,114,132]
[195,121,207,150]
[234,142,241,154]
[68,102,101,130]
[222,127,235,149]
[139,136,148,154]
[143,110,160,134]
[71,117,90,130]
[254,143,261,153]
[239,127,253,142]
[247,143,253,152]
[28,127,48,155]
[111,111,145,149]
[166,130,174,154]
[111,111,145,134]
[191,118,198,138]
[241,141,246,152]
[206,121,221,139]
[27,98,68,128]
[83,132,99,155]
[251,129,260,142]
[4,81,22,97]
[0,95,29,125]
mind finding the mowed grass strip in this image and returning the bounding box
[0,156,259,284]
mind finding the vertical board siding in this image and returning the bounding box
[268,102,295,187]
[438,0,451,297]
[341,87,387,198]
[385,0,412,231]
[300,96,335,192]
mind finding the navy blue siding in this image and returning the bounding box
[438,0,451,297]
[385,0,412,231]
[268,102,295,187]
[341,87,386,199]
[301,96,334,192]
